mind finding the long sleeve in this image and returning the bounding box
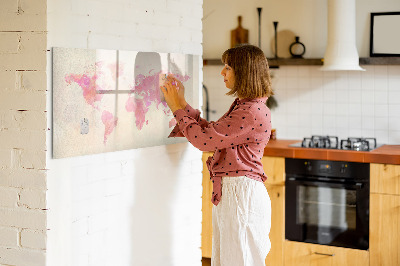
[172,105,257,152]
[168,103,211,138]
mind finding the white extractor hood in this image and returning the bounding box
[320,0,365,71]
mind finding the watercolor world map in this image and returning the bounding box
[52,47,200,158]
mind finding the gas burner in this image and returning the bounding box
[340,137,377,151]
[301,135,339,149]
[290,136,380,151]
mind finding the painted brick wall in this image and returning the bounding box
[46,0,203,266]
[0,0,48,265]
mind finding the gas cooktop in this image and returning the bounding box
[289,135,383,151]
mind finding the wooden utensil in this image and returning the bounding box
[231,16,249,48]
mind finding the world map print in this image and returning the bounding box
[52,47,200,158]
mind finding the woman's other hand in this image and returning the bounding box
[161,77,184,113]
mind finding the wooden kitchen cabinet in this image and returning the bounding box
[370,163,400,195]
[202,152,213,258]
[370,193,400,266]
[261,156,285,186]
[264,184,285,266]
[262,156,285,266]
[370,163,400,266]
[284,241,369,266]
[201,154,286,266]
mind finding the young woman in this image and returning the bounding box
[161,44,273,266]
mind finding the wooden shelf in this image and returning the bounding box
[203,57,400,67]
[359,57,400,65]
[268,58,323,67]
[203,58,323,67]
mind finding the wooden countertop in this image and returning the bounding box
[263,139,400,165]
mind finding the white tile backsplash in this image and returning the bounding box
[389,117,400,131]
[203,65,400,144]
[375,104,389,117]
[374,65,388,77]
[389,131,400,143]
[374,90,388,104]
[389,105,400,117]
[388,91,400,104]
[374,77,388,91]
[388,75,400,91]
[348,103,362,116]
[361,104,375,117]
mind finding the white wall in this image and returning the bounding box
[46,0,203,266]
[203,0,400,58]
[0,1,48,265]
[203,0,400,145]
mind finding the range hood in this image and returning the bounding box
[320,0,365,71]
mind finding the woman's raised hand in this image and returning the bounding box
[168,75,187,108]
[160,75,184,113]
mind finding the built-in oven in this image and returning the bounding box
[285,158,370,250]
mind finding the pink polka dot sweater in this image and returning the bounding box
[169,97,271,206]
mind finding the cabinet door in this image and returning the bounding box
[264,184,284,266]
[370,193,400,266]
[284,241,369,266]
[262,156,285,186]
[202,152,213,258]
[370,163,400,195]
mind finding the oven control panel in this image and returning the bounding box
[286,158,369,180]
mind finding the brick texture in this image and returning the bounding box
[0,227,19,247]
[0,187,19,208]
[21,229,46,249]
[0,0,47,264]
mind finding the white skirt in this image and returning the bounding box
[212,176,271,266]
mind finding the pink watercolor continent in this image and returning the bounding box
[101,110,118,144]
[133,72,163,109]
[126,97,149,130]
[125,71,191,131]
[65,74,103,108]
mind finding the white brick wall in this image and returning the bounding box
[46,1,203,266]
[0,0,48,265]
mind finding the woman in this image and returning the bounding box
[161,44,273,266]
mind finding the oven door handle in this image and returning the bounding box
[286,177,364,189]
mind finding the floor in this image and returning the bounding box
[202,257,211,266]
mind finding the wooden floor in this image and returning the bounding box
[202,257,211,266]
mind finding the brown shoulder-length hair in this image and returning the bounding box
[221,44,273,99]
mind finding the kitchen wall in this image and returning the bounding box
[0,1,48,265]
[203,0,400,144]
[46,1,203,266]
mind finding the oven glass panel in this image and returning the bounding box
[297,186,357,230]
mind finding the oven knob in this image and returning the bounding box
[340,164,347,174]
[305,162,312,171]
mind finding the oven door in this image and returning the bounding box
[285,177,369,250]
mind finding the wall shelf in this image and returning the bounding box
[203,57,400,67]
[359,57,400,65]
[203,58,323,68]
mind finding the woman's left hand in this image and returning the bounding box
[160,76,183,113]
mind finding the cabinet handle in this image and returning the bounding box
[314,252,335,257]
